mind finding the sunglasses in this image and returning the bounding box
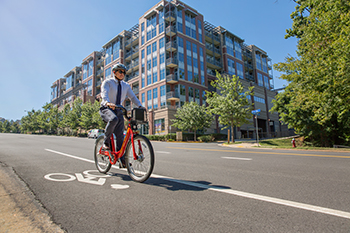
[117,70,126,75]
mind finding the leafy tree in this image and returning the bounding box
[92,100,106,129]
[2,120,11,133]
[48,104,60,135]
[0,121,3,133]
[10,121,21,133]
[59,104,72,135]
[171,101,213,141]
[206,73,254,142]
[272,0,350,146]
[80,101,95,131]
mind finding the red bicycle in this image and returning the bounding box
[94,106,154,183]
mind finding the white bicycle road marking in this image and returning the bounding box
[45,148,350,220]
[221,156,252,161]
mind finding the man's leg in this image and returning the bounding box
[113,110,125,151]
[113,110,125,165]
[99,108,119,148]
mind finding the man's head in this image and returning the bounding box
[112,63,127,81]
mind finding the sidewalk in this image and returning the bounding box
[0,163,64,233]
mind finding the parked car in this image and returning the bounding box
[88,129,105,139]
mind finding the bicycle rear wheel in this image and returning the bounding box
[125,135,154,183]
[94,136,111,173]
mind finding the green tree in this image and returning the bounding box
[2,120,11,133]
[69,98,83,135]
[171,101,213,141]
[48,104,60,135]
[0,121,3,133]
[59,104,71,135]
[10,121,21,133]
[206,73,254,142]
[92,100,105,129]
[272,0,350,146]
[80,101,95,131]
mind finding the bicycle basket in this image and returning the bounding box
[132,108,147,124]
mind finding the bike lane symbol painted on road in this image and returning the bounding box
[44,170,129,189]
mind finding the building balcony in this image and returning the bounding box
[96,78,102,87]
[96,69,104,77]
[166,41,177,52]
[166,91,180,101]
[166,74,178,84]
[166,58,178,68]
[125,36,139,48]
[206,58,222,70]
[166,25,177,37]
[96,58,104,67]
[164,11,176,21]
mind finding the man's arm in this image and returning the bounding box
[126,84,142,108]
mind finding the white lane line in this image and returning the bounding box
[222,156,252,161]
[156,151,171,154]
[45,148,350,220]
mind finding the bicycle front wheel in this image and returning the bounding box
[94,136,111,173]
[125,135,155,183]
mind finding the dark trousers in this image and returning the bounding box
[99,108,124,153]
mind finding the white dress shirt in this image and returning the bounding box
[101,78,142,107]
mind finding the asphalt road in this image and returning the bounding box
[0,133,349,232]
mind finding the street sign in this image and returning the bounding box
[252,109,261,116]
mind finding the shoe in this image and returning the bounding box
[101,144,110,151]
[118,159,127,168]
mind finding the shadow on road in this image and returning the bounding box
[144,177,231,192]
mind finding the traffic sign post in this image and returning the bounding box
[251,109,261,146]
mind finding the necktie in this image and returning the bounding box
[116,80,122,105]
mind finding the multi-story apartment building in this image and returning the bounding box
[50,0,283,139]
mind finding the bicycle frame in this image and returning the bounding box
[98,120,142,165]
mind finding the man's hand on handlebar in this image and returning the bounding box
[106,103,116,110]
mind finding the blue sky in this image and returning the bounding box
[0,0,298,121]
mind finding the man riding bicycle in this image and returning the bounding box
[99,63,144,167]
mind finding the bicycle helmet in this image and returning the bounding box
[112,63,127,72]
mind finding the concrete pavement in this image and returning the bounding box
[0,163,64,233]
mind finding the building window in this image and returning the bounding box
[236,63,244,79]
[141,74,145,88]
[152,56,157,68]
[147,45,151,55]
[160,53,165,64]
[113,41,120,60]
[160,68,165,80]
[264,75,269,88]
[152,41,157,53]
[147,90,152,110]
[225,36,234,57]
[159,10,164,34]
[87,79,93,96]
[83,64,88,80]
[188,86,194,101]
[105,46,112,65]
[254,96,265,104]
[234,40,242,60]
[142,92,145,107]
[258,73,263,87]
[227,58,235,76]
[154,118,165,134]
[153,71,158,83]
[159,38,165,49]
[146,14,157,41]
[153,88,158,109]
[147,73,152,85]
[195,88,200,104]
[256,54,262,71]
[105,67,111,80]
[160,85,166,107]
[88,60,93,77]
[187,70,193,82]
[262,57,268,73]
